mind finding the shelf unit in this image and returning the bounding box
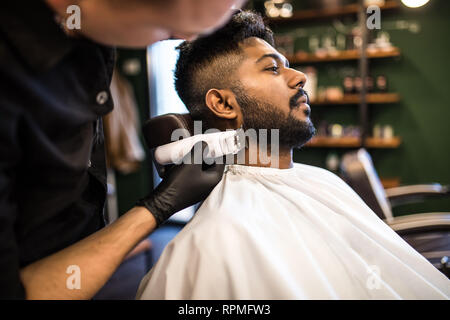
[267,0,402,150]
[266,0,403,186]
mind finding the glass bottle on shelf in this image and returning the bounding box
[343,76,354,94]
[376,75,388,92]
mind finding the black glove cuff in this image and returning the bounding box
[135,195,170,227]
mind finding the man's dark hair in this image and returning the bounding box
[174,10,274,124]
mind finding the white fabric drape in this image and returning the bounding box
[137,164,450,299]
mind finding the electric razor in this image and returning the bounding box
[142,113,245,178]
[154,129,245,165]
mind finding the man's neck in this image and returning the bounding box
[237,145,293,169]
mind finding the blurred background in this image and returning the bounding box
[96,0,450,298]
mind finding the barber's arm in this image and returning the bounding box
[19,142,223,299]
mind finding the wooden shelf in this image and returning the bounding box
[268,1,400,23]
[306,136,360,148]
[287,47,401,64]
[312,93,400,105]
[380,177,401,189]
[305,136,401,148]
[365,136,402,148]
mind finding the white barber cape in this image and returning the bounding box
[137,164,450,299]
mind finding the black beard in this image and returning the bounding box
[232,86,316,149]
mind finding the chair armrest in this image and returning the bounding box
[386,212,450,233]
[385,184,450,207]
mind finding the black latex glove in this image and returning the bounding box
[136,141,225,226]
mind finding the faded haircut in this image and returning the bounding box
[174,10,274,124]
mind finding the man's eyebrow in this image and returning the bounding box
[255,53,289,68]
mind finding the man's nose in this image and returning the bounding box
[287,69,307,89]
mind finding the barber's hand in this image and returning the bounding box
[136,141,225,226]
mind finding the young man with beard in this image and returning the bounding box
[136,11,449,299]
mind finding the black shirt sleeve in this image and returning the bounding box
[0,85,26,299]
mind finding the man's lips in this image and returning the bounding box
[300,102,311,117]
[298,95,308,104]
[292,94,311,116]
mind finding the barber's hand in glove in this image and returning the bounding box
[136,141,225,226]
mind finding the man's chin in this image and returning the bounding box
[290,121,316,149]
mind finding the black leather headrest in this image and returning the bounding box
[142,113,194,178]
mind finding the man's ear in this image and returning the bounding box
[205,89,240,120]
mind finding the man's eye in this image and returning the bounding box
[265,66,279,73]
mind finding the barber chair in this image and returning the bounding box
[340,148,450,278]
[142,113,194,178]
